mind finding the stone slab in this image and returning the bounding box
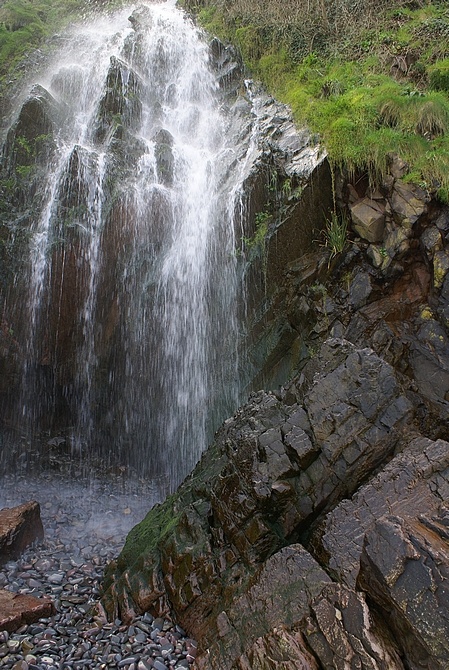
[0,589,54,633]
[0,501,44,565]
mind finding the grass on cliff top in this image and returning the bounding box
[193,0,449,202]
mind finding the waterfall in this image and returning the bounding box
[0,1,249,490]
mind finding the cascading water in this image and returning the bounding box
[0,1,252,490]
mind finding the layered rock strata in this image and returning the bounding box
[98,339,448,669]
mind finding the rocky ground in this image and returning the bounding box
[0,474,197,670]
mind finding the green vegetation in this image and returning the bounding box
[2,0,448,202]
[187,0,449,202]
[117,494,180,568]
[321,211,348,261]
[243,210,270,252]
[0,0,125,86]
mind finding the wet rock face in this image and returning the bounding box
[209,38,244,97]
[100,338,425,669]
[2,85,59,174]
[153,128,175,186]
[93,56,142,143]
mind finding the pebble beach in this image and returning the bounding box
[0,473,196,670]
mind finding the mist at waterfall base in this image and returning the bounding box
[0,1,258,500]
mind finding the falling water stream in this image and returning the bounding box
[0,0,259,494]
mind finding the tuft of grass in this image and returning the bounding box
[321,212,348,261]
[429,59,449,92]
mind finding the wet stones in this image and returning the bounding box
[0,477,196,668]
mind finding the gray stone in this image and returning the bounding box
[435,207,449,232]
[389,181,428,229]
[350,198,385,242]
[383,225,410,260]
[433,249,449,289]
[421,225,443,259]
[317,436,449,589]
[349,271,372,309]
[359,512,449,670]
[388,153,409,179]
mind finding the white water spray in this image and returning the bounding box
[2,2,248,489]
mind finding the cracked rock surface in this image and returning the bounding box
[99,339,449,669]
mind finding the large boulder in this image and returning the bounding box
[99,339,414,668]
[0,590,54,633]
[0,501,44,565]
[350,197,385,242]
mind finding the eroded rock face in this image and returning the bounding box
[100,339,418,668]
[233,625,320,670]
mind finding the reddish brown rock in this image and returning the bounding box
[0,501,44,565]
[100,340,414,668]
[0,589,54,632]
[304,584,405,669]
[233,625,320,670]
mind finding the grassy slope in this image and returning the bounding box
[187,0,449,203]
[1,0,448,201]
[0,0,125,85]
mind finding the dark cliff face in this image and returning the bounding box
[0,25,331,478]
